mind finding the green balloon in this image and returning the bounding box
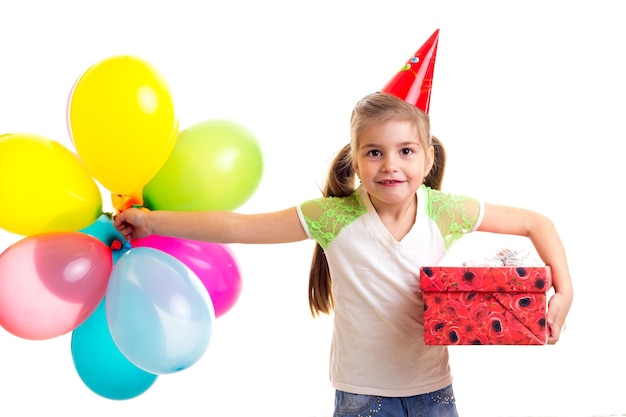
[143,119,263,211]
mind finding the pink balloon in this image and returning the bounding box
[132,235,241,317]
[0,232,113,340]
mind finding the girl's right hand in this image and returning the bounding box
[113,207,152,241]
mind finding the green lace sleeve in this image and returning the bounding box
[425,187,482,250]
[299,192,366,250]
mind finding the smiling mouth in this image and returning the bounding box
[378,179,404,185]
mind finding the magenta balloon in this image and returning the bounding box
[132,235,241,317]
[0,232,112,340]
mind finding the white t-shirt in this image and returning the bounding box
[297,185,483,397]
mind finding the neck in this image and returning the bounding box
[368,192,417,241]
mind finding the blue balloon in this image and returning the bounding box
[106,247,215,374]
[80,214,130,263]
[71,300,158,400]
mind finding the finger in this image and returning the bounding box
[548,324,561,344]
[546,300,561,327]
[117,225,133,240]
[114,222,127,234]
[113,214,124,228]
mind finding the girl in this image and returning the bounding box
[114,92,573,417]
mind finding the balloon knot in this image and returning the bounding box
[110,240,123,250]
[111,190,144,214]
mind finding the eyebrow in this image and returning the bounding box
[360,141,421,149]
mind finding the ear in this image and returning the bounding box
[353,161,360,179]
[423,144,435,178]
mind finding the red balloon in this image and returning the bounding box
[132,235,242,317]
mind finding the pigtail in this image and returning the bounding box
[308,144,355,316]
[424,135,446,191]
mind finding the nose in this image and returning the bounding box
[381,155,399,172]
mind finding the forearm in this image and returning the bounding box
[147,210,242,243]
[528,215,573,300]
[141,207,308,244]
[528,215,573,343]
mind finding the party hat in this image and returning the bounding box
[381,29,439,113]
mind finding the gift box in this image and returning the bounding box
[420,266,551,345]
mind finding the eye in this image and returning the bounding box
[400,148,414,156]
[366,149,382,157]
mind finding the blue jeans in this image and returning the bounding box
[333,384,458,417]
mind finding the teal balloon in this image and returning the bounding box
[71,300,158,400]
[143,119,263,211]
[106,247,215,374]
[80,214,130,263]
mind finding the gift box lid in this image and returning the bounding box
[420,266,551,293]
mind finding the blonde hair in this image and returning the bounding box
[308,93,446,316]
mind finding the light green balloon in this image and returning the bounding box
[143,119,263,211]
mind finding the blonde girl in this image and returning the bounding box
[115,92,572,417]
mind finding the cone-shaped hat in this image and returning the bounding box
[381,29,439,113]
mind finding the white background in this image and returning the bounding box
[1,1,624,416]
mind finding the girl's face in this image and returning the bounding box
[353,119,433,209]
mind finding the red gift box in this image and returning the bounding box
[419,266,552,345]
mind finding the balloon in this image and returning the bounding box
[80,214,130,263]
[106,247,214,374]
[0,232,112,340]
[143,119,263,211]
[0,133,103,236]
[72,300,158,400]
[133,235,242,317]
[68,55,179,195]
[65,75,79,147]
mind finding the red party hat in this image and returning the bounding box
[381,29,439,113]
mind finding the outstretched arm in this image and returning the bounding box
[114,207,309,244]
[478,203,573,344]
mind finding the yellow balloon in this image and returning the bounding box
[68,55,179,195]
[0,133,103,236]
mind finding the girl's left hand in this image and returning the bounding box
[546,292,571,344]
